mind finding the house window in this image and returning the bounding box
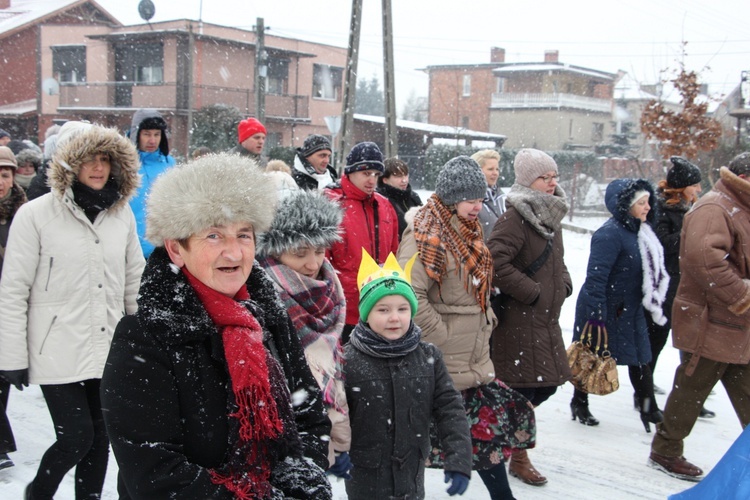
[313,64,343,101]
[133,43,164,84]
[495,77,506,94]
[592,122,604,142]
[462,74,471,96]
[52,46,86,83]
[266,58,289,95]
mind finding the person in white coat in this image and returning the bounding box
[0,122,145,500]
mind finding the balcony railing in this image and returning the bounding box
[491,92,612,113]
[58,82,309,119]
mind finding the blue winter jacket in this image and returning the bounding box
[573,178,656,366]
[129,150,175,257]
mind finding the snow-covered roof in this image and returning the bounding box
[0,0,119,39]
[493,63,614,81]
[354,114,507,140]
[613,73,658,101]
[0,98,36,116]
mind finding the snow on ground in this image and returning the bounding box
[0,223,742,499]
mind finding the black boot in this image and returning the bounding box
[638,396,664,433]
[630,364,662,432]
[570,389,599,426]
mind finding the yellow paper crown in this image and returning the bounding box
[357,249,416,291]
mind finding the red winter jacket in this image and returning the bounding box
[325,176,400,325]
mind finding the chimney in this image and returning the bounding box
[544,50,559,63]
[491,47,506,63]
[0,1,10,10]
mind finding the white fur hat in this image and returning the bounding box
[145,153,277,247]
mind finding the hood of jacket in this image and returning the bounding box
[48,125,140,211]
[129,108,169,157]
[605,178,656,232]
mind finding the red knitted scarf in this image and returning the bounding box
[183,269,283,499]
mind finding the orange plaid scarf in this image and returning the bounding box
[413,193,492,313]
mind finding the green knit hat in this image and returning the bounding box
[357,250,418,321]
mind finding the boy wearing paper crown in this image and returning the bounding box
[342,250,472,499]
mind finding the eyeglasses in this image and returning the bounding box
[537,174,559,184]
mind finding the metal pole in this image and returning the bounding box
[338,0,362,172]
[382,0,398,157]
[255,17,266,123]
[186,22,195,155]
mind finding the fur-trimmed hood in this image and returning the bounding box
[146,153,277,247]
[257,189,342,257]
[129,108,170,157]
[605,178,656,232]
[48,125,140,211]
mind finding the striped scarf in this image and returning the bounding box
[258,256,346,412]
[413,193,493,314]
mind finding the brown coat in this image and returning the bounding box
[487,207,573,388]
[672,167,750,373]
[397,221,497,391]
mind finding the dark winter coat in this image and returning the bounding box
[377,182,423,240]
[101,248,332,499]
[343,337,471,500]
[652,193,690,321]
[672,168,750,371]
[488,206,573,388]
[0,182,26,279]
[573,178,657,366]
[229,143,265,167]
[325,177,400,325]
[25,164,50,201]
[292,152,338,191]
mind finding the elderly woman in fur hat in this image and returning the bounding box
[256,190,352,479]
[100,154,332,499]
[397,156,536,500]
[0,122,145,499]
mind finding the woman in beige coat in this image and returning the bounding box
[398,156,535,500]
[0,122,144,499]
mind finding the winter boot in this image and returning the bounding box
[509,449,547,486]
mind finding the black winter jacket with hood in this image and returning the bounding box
[101,248,332,499]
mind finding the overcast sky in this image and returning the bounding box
[98,0,750,110]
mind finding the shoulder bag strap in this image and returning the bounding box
[521,238,553,278]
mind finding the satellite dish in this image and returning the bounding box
[42,77,60,96]
[138,0,155,22]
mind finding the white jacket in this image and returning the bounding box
[0,125,145,384]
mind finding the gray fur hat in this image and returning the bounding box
[146,153,277,247]
[257,190,343,257]
[435,156,486,205]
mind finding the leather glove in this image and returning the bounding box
[444,471,470,496]
[327,451,352,480]
[0,369,29,391]
[588,319,606,328]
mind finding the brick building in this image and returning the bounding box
[0,0,347,155]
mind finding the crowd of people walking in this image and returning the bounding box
[0,114,748,499]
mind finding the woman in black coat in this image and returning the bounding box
[101,154,331,499]
[648,157,714,417]
[376,157,422,240]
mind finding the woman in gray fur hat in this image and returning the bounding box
[100,154,332,499]
[256,190,352,479]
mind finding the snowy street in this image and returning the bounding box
[0,227,741,499]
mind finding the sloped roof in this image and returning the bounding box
[354,114,507,141]
[0,0,119,39]
[493,63,614,81]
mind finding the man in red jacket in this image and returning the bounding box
[324,142,399,342]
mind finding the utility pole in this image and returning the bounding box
[382,0,398,157]
[186,22,195,155]
[338,0,362,171]
[254,17,266,123]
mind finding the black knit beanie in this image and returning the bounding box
[345,142,384,175]
[667,157,702,189]
[300,134,331,158]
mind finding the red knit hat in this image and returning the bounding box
[237,118,267,143]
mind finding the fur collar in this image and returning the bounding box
[137,248,288,347]
[718,167,750,211]
[49,126,140,212]
[0,182,27,224]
